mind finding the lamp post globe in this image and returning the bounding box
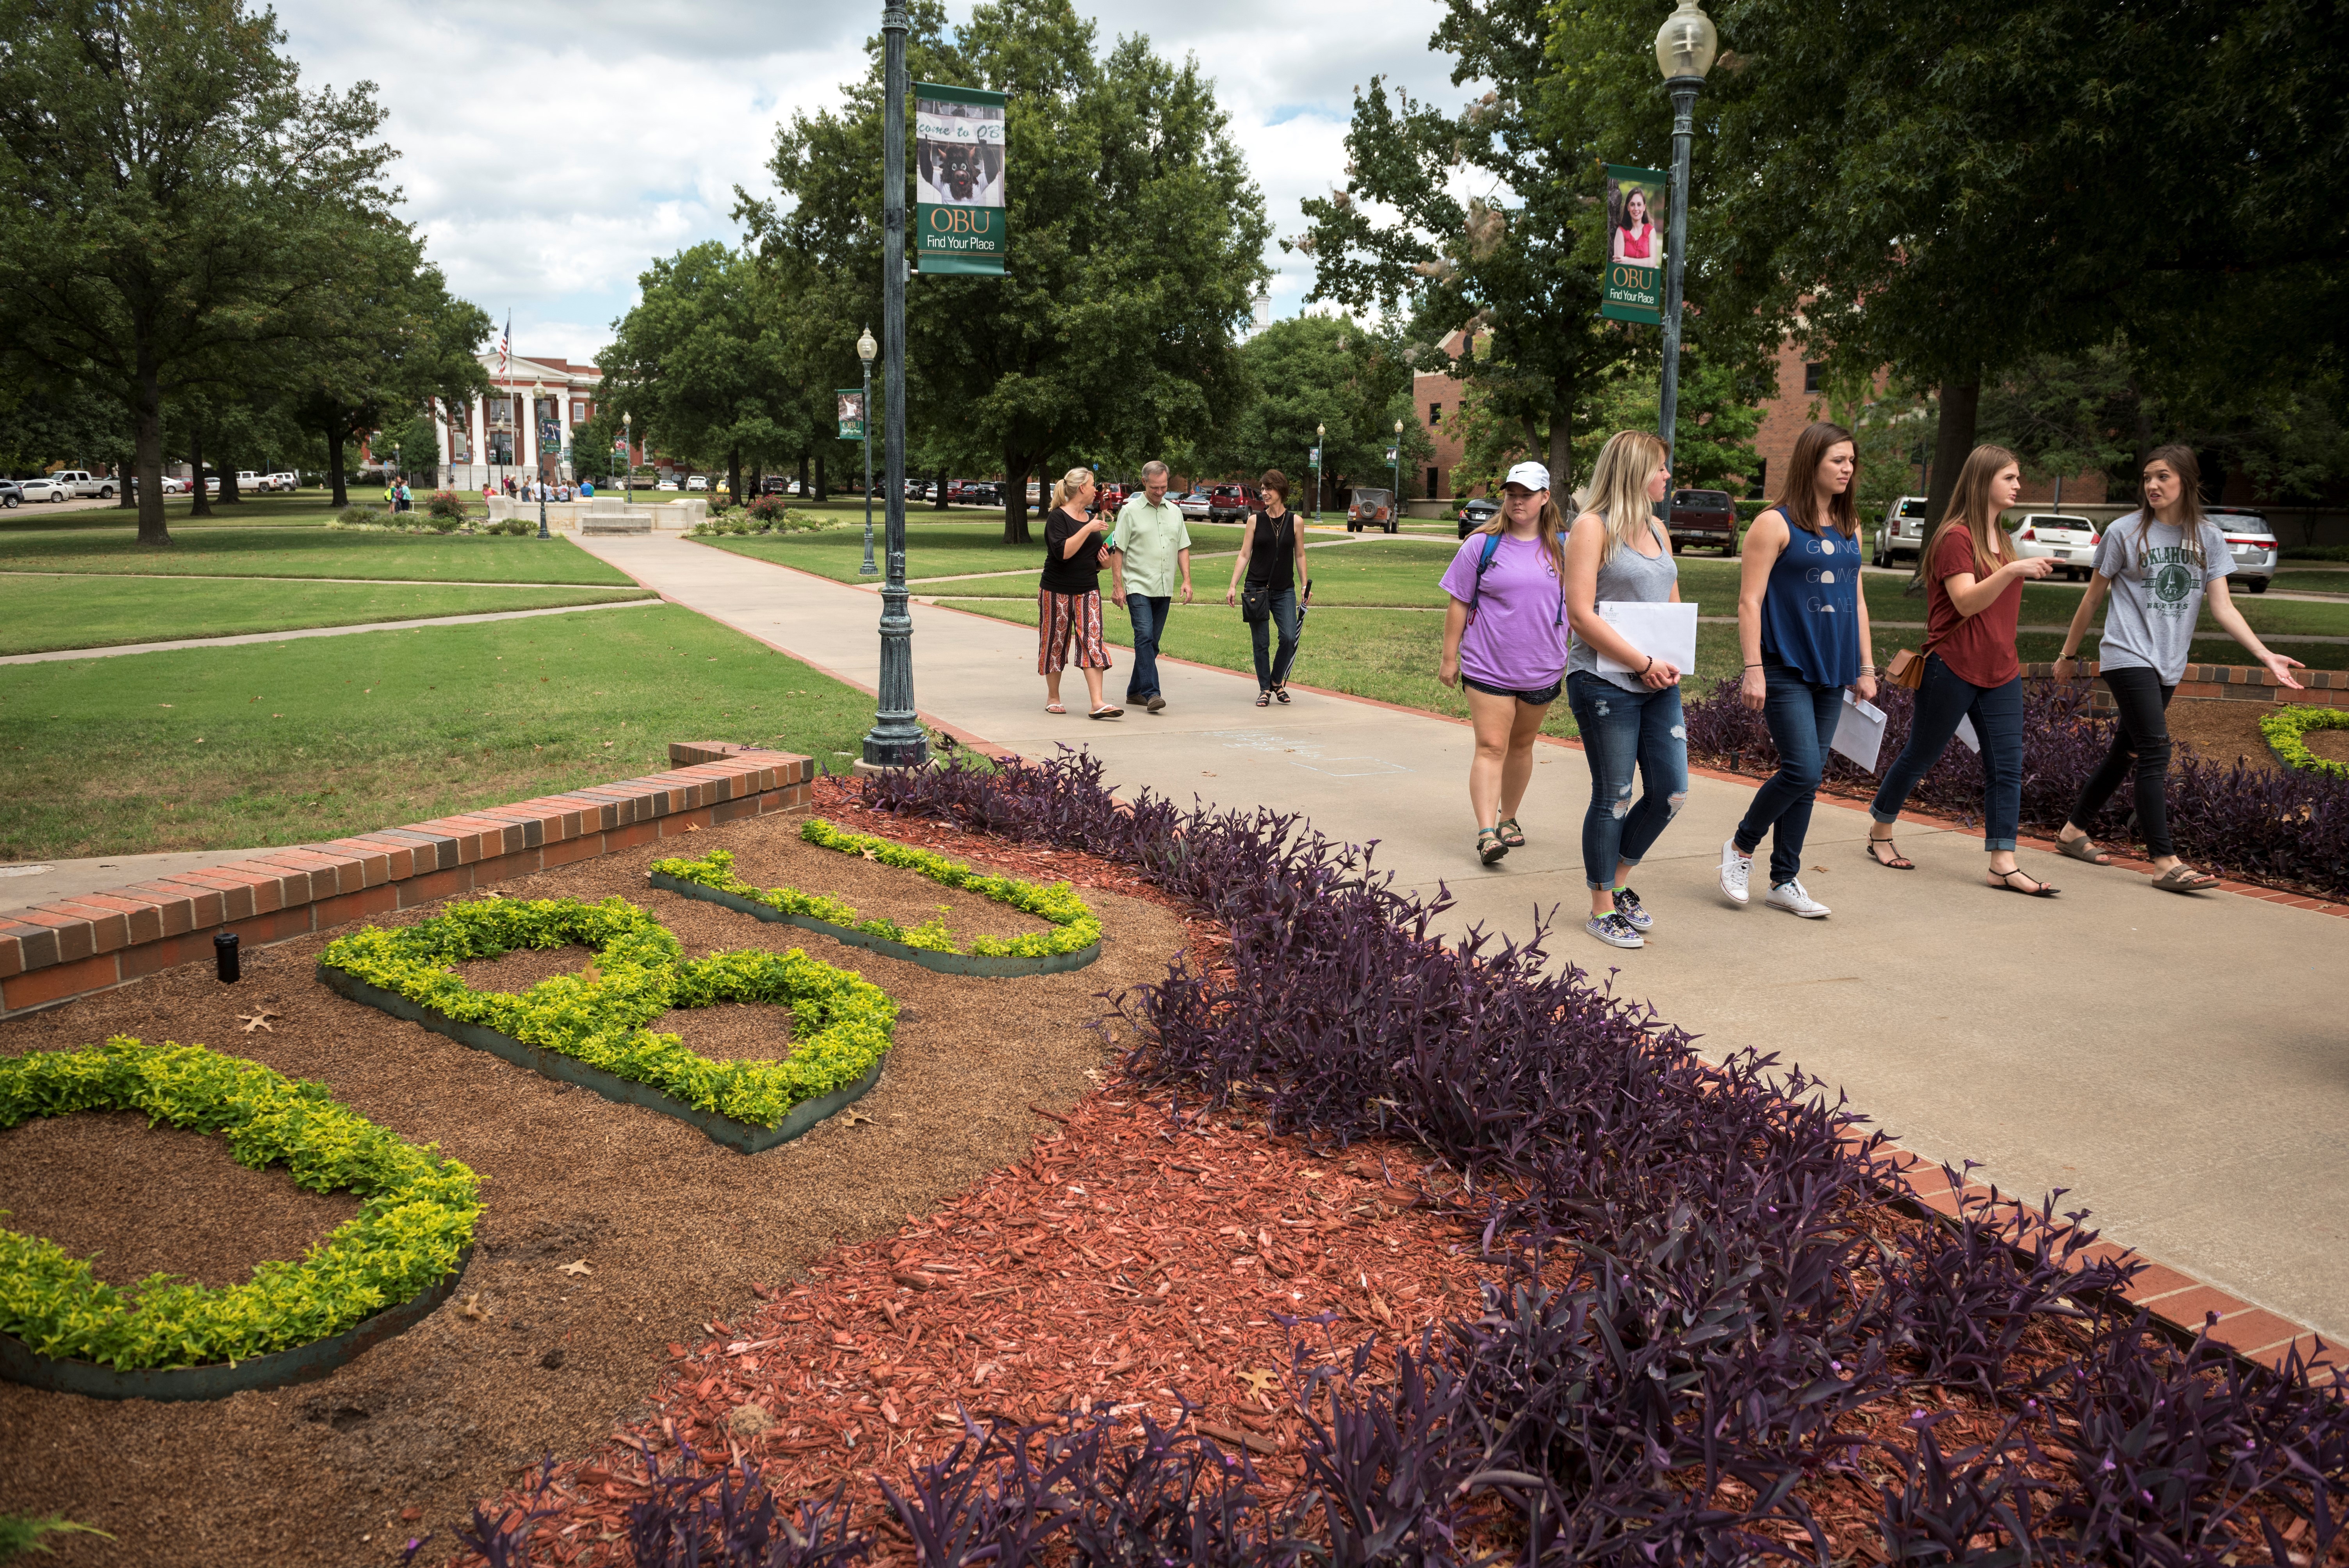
[858,324,879,577]
[1651,0,1716,472]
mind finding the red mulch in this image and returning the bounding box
[448,780,2337,1567]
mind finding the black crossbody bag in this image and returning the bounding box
[1239,513,1290,624]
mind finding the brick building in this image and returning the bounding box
[433,352,637,489]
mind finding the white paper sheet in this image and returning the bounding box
[1832,693,1888,773]
[1593,600,1699,676]
[1953,715,1980,754]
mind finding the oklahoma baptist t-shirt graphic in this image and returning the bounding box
[2092,515,2232,683]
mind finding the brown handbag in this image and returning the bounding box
[1886,647,1927,690]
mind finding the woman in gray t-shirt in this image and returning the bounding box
[2050,444,2304,891]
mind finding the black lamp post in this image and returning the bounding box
[622,412,633,521]
[862,1,928,770]
[533,380,551,538]
[857,324,879,577]
[1313,422,1326,520]
[1653,0,1719,467]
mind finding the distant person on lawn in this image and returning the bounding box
[1224,469,1310,707]
[1438,460,1570,867]
[1105,460,1192,714]
[1862,444,2058,895]
[2051,443,2304,891]
[1038,467,1119,721]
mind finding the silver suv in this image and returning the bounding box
[2208,510,2278,594]
[1871,495,1930,567]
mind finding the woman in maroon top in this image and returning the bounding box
[1864,445,2059,893]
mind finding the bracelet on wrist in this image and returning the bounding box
[1743,663,1764,669]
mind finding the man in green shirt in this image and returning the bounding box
[1105,460,1192,712]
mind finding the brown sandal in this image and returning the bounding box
[2151,864,2220,893]
[1864,834,1914,870]
[1988,869,2059,898]
[2055,835,2112,866]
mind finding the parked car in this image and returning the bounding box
[18,474,70,503]
[130,474,189,495]
[656,479,679,491]
[1455,496,1500,538]
[1872,495,1932,567]
[259,471,298,492]
[1664,488,1738,554]
[1204,482,1257,524]
[46,469,117,500]
[1175,489,1213,522]
[2208,509,2279,593]
[2006,513,2102,581]
[1346,487,1398,533]
[0,479,21,509]
[684,474,709,492]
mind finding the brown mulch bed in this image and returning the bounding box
[0,802,1191,1568]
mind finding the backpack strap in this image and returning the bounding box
[1464,531,1504,626]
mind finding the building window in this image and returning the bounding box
[1802,363,1822,394]
[572,400,587,422]
[1428,402,1443,426]
[1427,467,1441,497]
[488,431,514,466]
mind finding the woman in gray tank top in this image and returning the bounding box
[1562,431,1688,951]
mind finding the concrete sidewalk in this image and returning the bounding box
[579,532,2349,1341]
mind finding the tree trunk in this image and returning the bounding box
[220,448,241,506]
[134,365,170,546]
[1924,375,1981,536]
[798,453,811,498]
[116,449,136,509]
[1549,377,1576,501]
[325,419,348,508]
[727,449,742,509]
[188,420,212,517]
[814,453,827,504]
[1001,448,1032,545]
[933,466,949,510]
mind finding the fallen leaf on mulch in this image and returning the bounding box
[558,1260,592,1278]
[234,1009,277,1033]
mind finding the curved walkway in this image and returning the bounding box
[577,532,2348,1345]
[0,594,662,665]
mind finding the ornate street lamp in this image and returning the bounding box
[862,2,928,770]
[532,380,551,538]
[1392,417,1404,512]
[857,324,879,577]
[1314,422,1326,520]
[1653,0,1719,469]
[623,412,633,521]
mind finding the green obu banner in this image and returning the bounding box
[1599,163,1668,324]
[836,390,866,441]
[915,81,1007,276]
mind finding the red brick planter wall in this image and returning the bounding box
[2025,660,2349,708]
[0,743,813,1020]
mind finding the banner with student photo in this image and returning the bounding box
[915,82,1006,275]
[836,390,866,440]
[1599,164,1667,324]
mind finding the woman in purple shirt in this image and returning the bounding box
[1438,461,1570,865]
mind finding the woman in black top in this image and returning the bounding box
[1038,467,1120,719]
[1223,469,1311,706]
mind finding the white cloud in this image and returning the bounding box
[272,0,1483,362]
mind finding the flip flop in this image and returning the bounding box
[2055,836,2112,866]
[1988,869,2059,898]
[1088,706,1124,720]
[1045,702,1067,715]
[2151,864,2220,893]
[1864,835,1915,870]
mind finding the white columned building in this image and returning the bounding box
[438,351,624,491]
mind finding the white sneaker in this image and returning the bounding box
[1766,878,1832,919]
[1718,839,1752,905]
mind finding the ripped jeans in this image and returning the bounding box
[1565,672,1688,890]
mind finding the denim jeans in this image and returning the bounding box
[1565,673,1688,890]
[1124,593,1171,702]
[1734,661,1846,887]
[1249,588,1299,690]
[2068,665,2177,857]
[1870,654,2025,850]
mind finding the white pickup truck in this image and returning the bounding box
[257,471,298,492]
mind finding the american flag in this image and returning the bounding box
[498,313,511,376]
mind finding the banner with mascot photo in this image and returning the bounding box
[915,82,1006,276]
[1599,163,1667,324]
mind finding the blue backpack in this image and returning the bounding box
[1465,531,1564,627]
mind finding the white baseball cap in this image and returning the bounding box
[1503,461,1551,493]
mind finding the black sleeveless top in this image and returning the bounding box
[1245,508,1295,591]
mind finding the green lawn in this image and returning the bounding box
[0,605,878,861]
[696,520,1253,586]
[0,577,654,654]
[0,503,635,585]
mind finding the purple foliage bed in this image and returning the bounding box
[1681,678,2349,900]
[468,748,2348,1566]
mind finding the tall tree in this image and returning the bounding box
[600,242,791,508]
[1214,316,1431,507]
[745,0,1269,544]
[0,0,398,544]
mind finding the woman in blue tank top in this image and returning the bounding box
[1718,421,1878,918]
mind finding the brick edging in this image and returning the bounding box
[2023,660,2349,709]
[0,743,814,1018]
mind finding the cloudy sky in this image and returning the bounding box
[273,0,1480,368]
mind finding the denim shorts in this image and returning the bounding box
[1461,673,1563,706]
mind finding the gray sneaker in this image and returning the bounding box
[1611,887,1653,932]
[1765,878,1832,919]
[1586,912,1645,949]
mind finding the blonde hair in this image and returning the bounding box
[1049,467,1096,510]
[1585,431,1668,565]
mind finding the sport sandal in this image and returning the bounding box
[1495,818,1526,848]
[2151,863,2220,893]
[2056,835,2112,866]
[1476,828,1509,866]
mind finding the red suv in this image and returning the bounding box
[1205,482,1258,524]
